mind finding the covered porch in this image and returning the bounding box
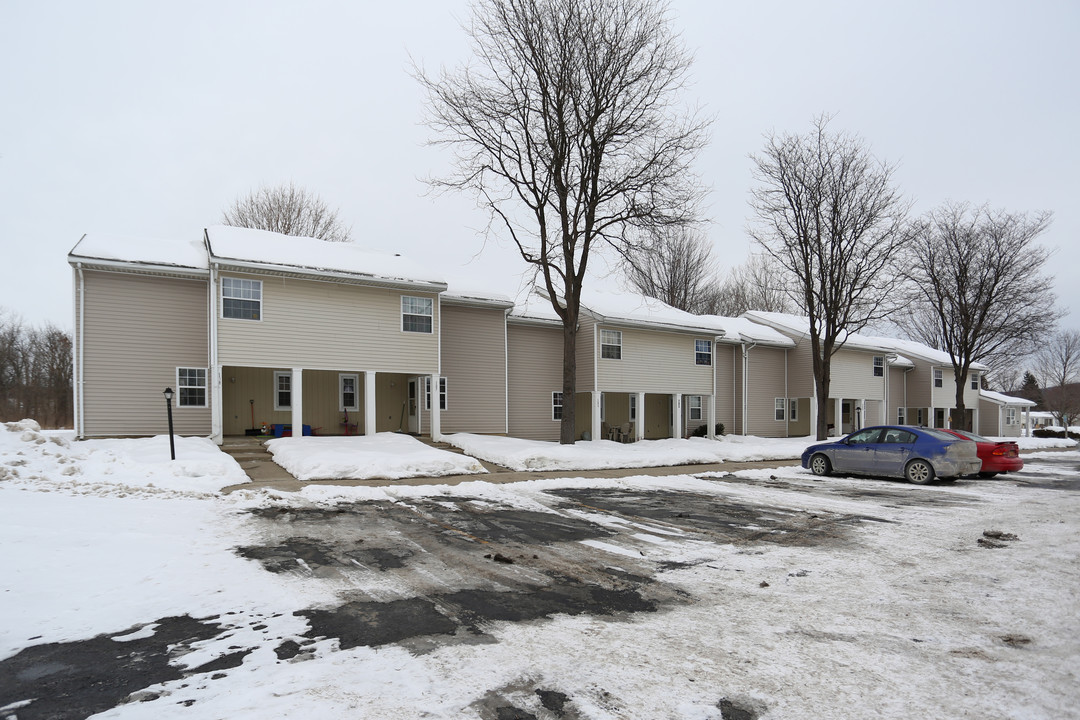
[574,391,718,441]
[216,365,442,439]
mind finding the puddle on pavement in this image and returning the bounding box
[0,615,238,720]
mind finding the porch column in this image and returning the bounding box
[430,373,442,441]
[591,391,602,442]
[210,364,223,444]
[291,368,303,437]
[635,392,645,441]
[364,371,377,436]
[707,394,716,439]
[834,398,842,435]
[809,396,818,436]
[1024,407,1032,436]
[673,393,683,439]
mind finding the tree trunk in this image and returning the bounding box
[560,319,578,444]
[952,367,970,431]
[811,340,832,441]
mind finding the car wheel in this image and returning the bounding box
[905,459,935,485]
[978,471,998,479]
[810,454,832,476]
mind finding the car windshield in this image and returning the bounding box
[947,428,990,442]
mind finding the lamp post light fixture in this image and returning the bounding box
[163,387,176,461]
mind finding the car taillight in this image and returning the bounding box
[992,446,1018,457]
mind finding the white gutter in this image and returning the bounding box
[67,255,207,278]
[209,251,221,444]
[210,258,447,293]
[741,342,757,435]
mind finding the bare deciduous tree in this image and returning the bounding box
[750,115,910,440]
[707,253,795,317]
[0,309,73,428]
[897,202,1060,430]
[418,0,708,443]
[624,228,718,314]
[222,182,351,242]
[1034,329,1080,427]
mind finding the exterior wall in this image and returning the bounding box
[643,393,671,439]
[743,346,789,437]
[788,398,812,436]
[978,399,1023,437]
[375,373,409,433]
[886,366,909,425]
[595,326,713,394]
[785,338,816,399]
[507,323,563,441]
[80,270,210,437]
[434,305,508,435]
[829,347,887,400]
[216,272,439,374]
[713,343,737,434]
[904,363,933,408]
[577,315,596,393]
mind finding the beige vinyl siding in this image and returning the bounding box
[785,338,816,398]
[978,400,999,436]
[577,315,596,392]
[829,348,888,400]
[217,273,438,373]
[430,305,507,435]
[81,270,210,437]
[507,323,564,441]
[713,343,737,433]
[886,366,909,424]
[904,363,933,407]
[596,327,712,394]
[743,346,789,437]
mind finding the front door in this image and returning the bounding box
[407,379,419,434]
[842,401,853,434]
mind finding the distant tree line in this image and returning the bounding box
[0,309,72,428]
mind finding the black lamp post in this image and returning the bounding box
[163,387,176,460]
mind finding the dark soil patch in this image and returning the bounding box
[0,615,231,720]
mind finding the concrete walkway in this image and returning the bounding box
[217,435,801,494]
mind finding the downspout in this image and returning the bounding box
[76,263,85,439]
[209,261,221,443]
[784,348,789,437]
[504,308,510,434]
[711,335,724,439]
[741,342,756,436]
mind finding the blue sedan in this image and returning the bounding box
[801,426,982,484]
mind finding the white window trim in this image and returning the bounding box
[424,377,447,411]
[600,329,622,360]
[789,399,798,422]
[274,371,292,411]
[933,368,943,388]
[176,367,208,408]
[339,373,359,412]
[688,395,702,421]
[221,277,263,322]
[552,391,563,421]
[1005,407,1018,425]
[401,295,434,334]
[873,356,884,377]
[898,407,906,425]
[629,394,637,422]
[774,398,786,421]
[695,339,712,366]
[971,373,979,390]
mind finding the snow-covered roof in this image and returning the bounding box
[204,225,446,290]
[742,311,995,370]
[979,389,1038,407]
[441,287,514,309]
[68,233,208,272]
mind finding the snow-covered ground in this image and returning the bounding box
[265,433,486,481]
[447,433,815,471]
[2,420,1078,718]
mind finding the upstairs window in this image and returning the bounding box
[934,369,943,388]
[873,356,884,377]
[402,296,434,333]
[222,278,261,320]
[600,330,622,360]
[695,340,712,366]
[177,367,207,407]
[971,373,980,390]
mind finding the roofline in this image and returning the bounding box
[209,258,448,293]
[441,294,515,310]
[67,254,209,279]
[588,312,727,338]
[507,314,563,328]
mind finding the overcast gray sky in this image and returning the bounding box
[2,0,1077,335]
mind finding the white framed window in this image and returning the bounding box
[774,398,786,421]
[600,330,622,359]
[339,373,359,412]
[971,373,980,390]
[552,392,563,421]
[917,408,925,425]
[1005,407,1018,425]
[177,367,207,407]
[933,369,943,388]
[274,371,292,411]
[424,377,447,411]
[873,356,884,377]
[600,393,606,422]
[789,399,798,422]
[898,407,906,425]
[402,296,434,333]
[629,394,637,422]
[688,395,703,421]
[695,339,712,366]
[222,277,262,320]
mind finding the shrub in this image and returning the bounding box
[1033,428,1080,440]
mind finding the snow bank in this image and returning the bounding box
[0,420,248,496]
[446,433,812,472]
[1008,435,1077,450]
[263,433,486,481]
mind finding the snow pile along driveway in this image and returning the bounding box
[264,432,487,481]
[447,433,813,472]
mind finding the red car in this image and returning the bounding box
[940,428,1023,478]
